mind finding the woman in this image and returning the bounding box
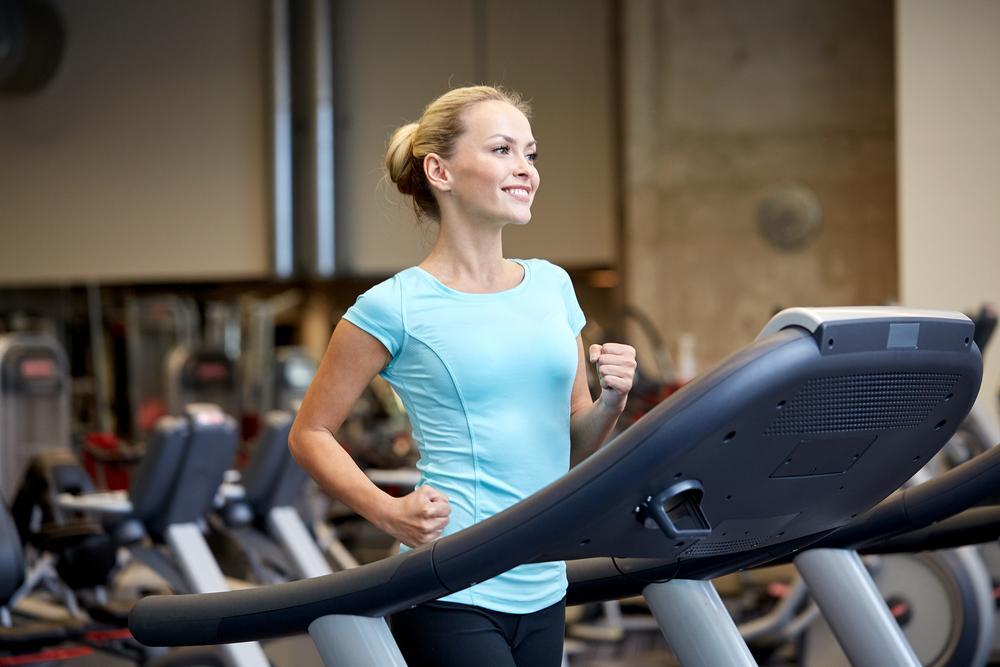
[289,85,636,666]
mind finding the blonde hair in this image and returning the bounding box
[384,85,531,221]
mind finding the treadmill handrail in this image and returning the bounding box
[131,327,813,645]
[859,505,1000,554]
[815,441,1000,550]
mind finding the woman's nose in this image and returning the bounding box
[513,154,531,176]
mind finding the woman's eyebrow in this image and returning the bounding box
[486,134,537,148]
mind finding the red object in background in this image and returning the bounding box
[137,398,167,433]
[0,646,92,666]
[84,628,134,642]
[82,432,142,491]
[241,412,262,444]
[234,412,263,469]
[622,383,684,429]
[766,581,791,599]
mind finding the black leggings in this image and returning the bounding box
[390,598,565,667]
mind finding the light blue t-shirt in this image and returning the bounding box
[343,258,586,613]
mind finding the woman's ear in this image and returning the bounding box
[424,153,451,194]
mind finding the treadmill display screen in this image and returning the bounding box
[195,362,230,382]
[20,357,56,380]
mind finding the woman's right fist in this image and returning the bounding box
[379,485,451,548]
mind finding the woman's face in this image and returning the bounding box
[443,100,540,226]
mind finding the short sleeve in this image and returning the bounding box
[555,264,586,335]
[342,276,405,359]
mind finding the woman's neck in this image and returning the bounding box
[420,219,521,292]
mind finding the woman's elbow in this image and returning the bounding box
[287,421,308,463]
[288,419,337,464]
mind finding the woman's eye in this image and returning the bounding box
[493,145,511,155]
[527,152,538,162]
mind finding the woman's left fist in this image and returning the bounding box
[589,342,637,411]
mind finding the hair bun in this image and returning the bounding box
[385,122,421,195]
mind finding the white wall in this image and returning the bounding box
[0,1,270,285]
[897,0,1000,418]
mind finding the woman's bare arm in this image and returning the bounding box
[568,336,636,459]
[289,319,450,547]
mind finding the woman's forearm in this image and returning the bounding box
[569,398,625,460]
[288,426,395,529]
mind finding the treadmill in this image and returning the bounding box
[130,307,983,666]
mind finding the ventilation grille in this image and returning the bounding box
[684,537,762,557]
[764,372,960,436]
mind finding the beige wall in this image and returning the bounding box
[334,0,615,275]
[0,0,614,286]
[624,0,898,371]
[332,0,478,274]
[897,0,1000,416]
[0,1,270,285]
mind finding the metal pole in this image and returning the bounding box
[643,579,758,667]
[269,0,294,279]
[795,549,920,667]
[86,283,112,433]
[267,505,334,579]
[308,614,406,667]
[166,523,271,667]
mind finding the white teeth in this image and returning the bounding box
[504,187,529,197]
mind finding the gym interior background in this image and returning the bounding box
[0,2,995,457]
[0,0,999,665]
